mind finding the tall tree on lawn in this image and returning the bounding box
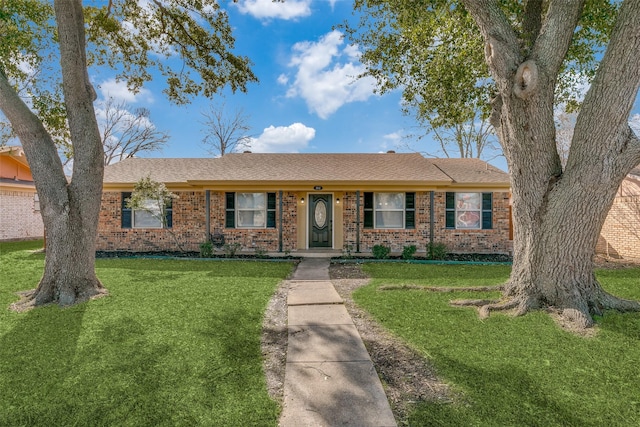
[0,0,256,309]
[350,0,640,329]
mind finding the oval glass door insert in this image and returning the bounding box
[314,199,327,228]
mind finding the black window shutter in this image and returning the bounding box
[482,193,493,229]
[405,192,415,229]
[445,192,455,229]
[364,192,373,229]
[121,192,132,228]
[225,192,235,228]
[165,198,173,229]
[266,193,276,228]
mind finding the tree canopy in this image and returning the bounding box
[346,0,618,132]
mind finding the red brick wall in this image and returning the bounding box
[98,190,511,254]
[97,191,206,252]
[341,191,511,255]
[98,191,298,252]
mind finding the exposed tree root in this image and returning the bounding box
[379,284,504,292]
[9,285,108,313]
[449,299,497,308]
[450,297,521,320]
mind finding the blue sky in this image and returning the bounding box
[92,0,441,166]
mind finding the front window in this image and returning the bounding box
[375,193,405,228]
[446,192,492,229]
[225,192,276,229]
[364,192,415,229]
[133,198,163,228]
[121,192,172,229]
[237,193,266,228]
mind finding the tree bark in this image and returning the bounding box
[0,0,106,309]
[460,0,640,328]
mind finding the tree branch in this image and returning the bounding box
[461,0,521,84]
[531,1,585,77]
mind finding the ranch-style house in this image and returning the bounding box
[98,152,513,255]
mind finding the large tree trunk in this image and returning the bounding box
[460,1,640,329]
[0,0,106,309]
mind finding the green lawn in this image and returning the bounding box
[0,240,293,427]
[357,263,640,427]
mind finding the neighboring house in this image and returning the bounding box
[99,152,512,255]
[0,146,44,241]
[597,165,640,260]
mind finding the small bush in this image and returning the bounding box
[372,244,391,259]
[343,243,354,259]
[427,242,448,260]
[402,245,417,260]
[199,241,214,258]
[223,243,242,258]
[254,246,268,259]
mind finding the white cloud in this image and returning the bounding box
[234,0,311,20]
[277,74,289,85]
[97,78,153,104]
[249,123,315,152]
[283,30,377,119]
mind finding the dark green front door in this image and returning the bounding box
[309,194,332,248]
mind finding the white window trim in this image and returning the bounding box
[132,198,164,229]
[374,192,405,229]
[455,193,482,230]
[236,192,267,229]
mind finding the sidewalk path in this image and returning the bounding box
[279,258,397,427]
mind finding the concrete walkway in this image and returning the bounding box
[279,258,397,427]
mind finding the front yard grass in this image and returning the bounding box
[0,240,293,427]
[357,263,640,426]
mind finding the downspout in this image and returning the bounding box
[356,190,361,253]
[205,190,211,239]
[429,190,435,258]
[278,190,283,252]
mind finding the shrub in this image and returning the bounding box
[427,242,448,260]
[402,245,417,260]
[223,243,242,258]
[372,244,391,259]
[199,241,214,258]
[342,243,354,259]
[254,246,268,259]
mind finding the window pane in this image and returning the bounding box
[376,211,403,228]
[134,209,162,228]
[237,193,265,209]
[456,193,481,210]
[456,210,481,229]
[376,193,404,210]
[238,210,265,227]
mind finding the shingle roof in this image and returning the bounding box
[103,153,510,187]
[430,158,511,185]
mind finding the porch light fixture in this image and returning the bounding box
[301,197,305,204]
[336,198,340,204]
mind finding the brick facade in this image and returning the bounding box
[97,190,512,254]
[0,189,44,241]
[596,195,640,260]
[341,191,512,254]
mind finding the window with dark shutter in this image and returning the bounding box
[482,193,492,229]
[225,192,235,228]
[165,198,173,229]
[445,192,455,229]
[364,192,373,229]
[122,192,132,228]
[267,193,276,228]
[405,192,415,229]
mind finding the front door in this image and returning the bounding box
[309,194,332,248]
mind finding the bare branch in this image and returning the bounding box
[200,102,252,156]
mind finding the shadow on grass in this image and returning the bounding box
[409,353,588,427]
[0,305,86,426]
